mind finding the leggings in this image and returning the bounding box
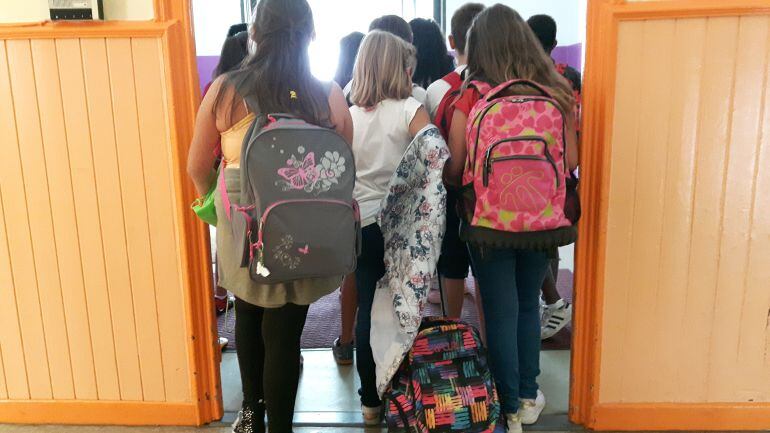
[354,224,386,408]
[234,297,309,433]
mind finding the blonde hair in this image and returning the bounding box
[350,30,416,108]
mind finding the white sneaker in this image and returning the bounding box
[519,389,546,425]
[541,299,572,340]
[505,412,523,433]
[361,404,382,426]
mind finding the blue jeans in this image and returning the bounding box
[354,224,386,408]
[468,246,549,414]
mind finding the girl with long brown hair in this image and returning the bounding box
[187,0,353,431]
[443,5,578,432]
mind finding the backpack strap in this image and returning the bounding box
[468,80,493,97]
[484,79,554,102]
[434,71,464,139]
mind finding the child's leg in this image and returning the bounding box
[468,245,521,415]
[437,190,471,317]
[234,298,266,408]
[261,303,310,433]
[339,274,357,344]
[354,224,386,408]
[516,250,549,399]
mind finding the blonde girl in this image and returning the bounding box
[348,30,431,425]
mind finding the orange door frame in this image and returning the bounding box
[154,0,224,425]
[571,0,770,431]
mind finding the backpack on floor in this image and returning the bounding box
[461,79,571,234]
[384,317,500,433]
[223,107,360,284]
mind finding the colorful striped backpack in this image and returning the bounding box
[384,317,500,433]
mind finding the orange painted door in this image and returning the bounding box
[573,0,770,430]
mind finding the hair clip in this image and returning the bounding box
[289,90,298,100]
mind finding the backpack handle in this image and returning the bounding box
[484,79,554,101]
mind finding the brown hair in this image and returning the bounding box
[350,31,416,108]
[450,2,484,55]
[369,15,414,43]
[215,0,329,126]
[465,4,574,114]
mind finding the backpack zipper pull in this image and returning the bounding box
[257,248,270,277]
[254,242,271,277]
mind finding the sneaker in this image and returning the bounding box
[505,412,523,433]
[218,337,229,351]
[332,337,354,365]
[232,402,265,433]
[541,299,572,340]
[427,288,441,304]
[519,389,546,425]
[361,404,382,426]
[214,293,228,315]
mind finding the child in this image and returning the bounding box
[443,5,579,433]
[333,14,428,365]
[187,1,353,432]
[528,13,583,340]
[409,18,455,90]
[424,2,485,319]
[348,30,431,425]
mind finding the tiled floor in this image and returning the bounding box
[221,348,573,429]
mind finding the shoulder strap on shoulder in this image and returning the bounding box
[442,71,463,90]
[469,80,493,97]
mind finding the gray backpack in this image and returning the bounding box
[226,99,359,284]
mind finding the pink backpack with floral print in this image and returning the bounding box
[461,79,571,234]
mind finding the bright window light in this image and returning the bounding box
[307,0,433,81]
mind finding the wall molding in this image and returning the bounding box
[0,401,198,425]
[0,20,174,40]
[590,403,770,431]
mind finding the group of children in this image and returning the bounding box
[187,1,580,432]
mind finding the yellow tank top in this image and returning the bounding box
[220,112,256,168]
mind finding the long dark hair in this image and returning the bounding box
[409,18,455,89]
[217,0,329,126]
[465,4,574,114]
[333,31,364,88]
[212,31,249,79]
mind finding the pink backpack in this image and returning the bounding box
[461,79,571,233]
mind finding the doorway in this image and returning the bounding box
[190,0,586,428]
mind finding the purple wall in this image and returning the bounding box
[197,55,220,93]
[195,42,582,92]
[552,43,582,73]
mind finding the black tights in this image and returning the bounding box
[234,297,309,433]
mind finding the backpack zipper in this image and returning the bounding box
[471,96,567,176]
[482,136,559,187]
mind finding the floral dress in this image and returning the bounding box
[368,125,450,394]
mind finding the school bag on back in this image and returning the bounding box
[461,79,571,235]
[433,69,464,139]
[224,95,360,284]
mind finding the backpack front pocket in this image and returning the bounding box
[250,199,358,283]
[474,137,559,230]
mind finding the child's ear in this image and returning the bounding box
[448,35,457,51]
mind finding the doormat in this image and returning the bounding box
[218,270,574,351]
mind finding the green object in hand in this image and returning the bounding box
[192,181,217,226]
